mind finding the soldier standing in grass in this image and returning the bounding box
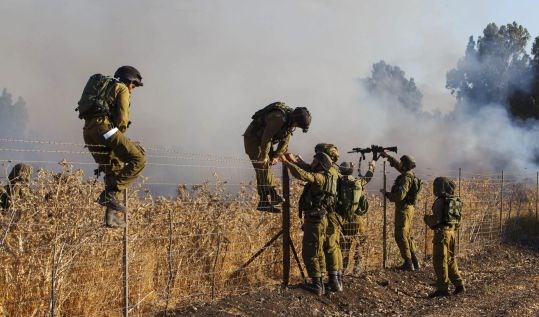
[424,177,466,297]
[243,102,311,213]
[380,152,422,271]
[0,163,32,210]
[280,145,342,295]
[78,66,146,228]
[338,160,375,276]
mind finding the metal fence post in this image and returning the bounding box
[282,165,290,287]
[536,171,538,220]
[423,199,428,263]
[382,161,388,269]
[123,188,129,317]
[499,170,503,238]
[457,168,461,255]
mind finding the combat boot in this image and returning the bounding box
[269,187,283,206]
[104,208,126,228]
[428,289,450,298]
[301,277,324,296]
[327,271,343,292]
[98,190,127,213]
[411,252,421,270]
[397,259,415,271]
[453,285,466,295]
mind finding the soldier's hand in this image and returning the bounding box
[285,153,298,163]
[369,160,376,169]
[379,151,388,159]
[261,158,270,167]
[270,157,280,165]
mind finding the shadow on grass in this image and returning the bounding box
[503,214,539,252]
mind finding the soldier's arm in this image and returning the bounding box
[283,160,324,185]
[259,112,286,160]
[384,153,405,173]
[113,84,131,133]
[424,198,444,229]
[273,133,291,157]
[361,160,376,185]
[386,174,412,202]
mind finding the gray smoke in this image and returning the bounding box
[1,1,538,191]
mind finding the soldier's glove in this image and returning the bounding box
[379,151,388,159]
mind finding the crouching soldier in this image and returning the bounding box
[280,146,342,295]
[243,102,311,213]
[424,177,466,297]
[0,163,33,210]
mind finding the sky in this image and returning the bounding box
[2,0,539,186]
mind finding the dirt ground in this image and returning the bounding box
[172,243,539,317]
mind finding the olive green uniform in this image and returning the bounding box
[341,165,374,273]
[386,155,417,262]
[83,82,146,193]
[0,163,32,210]
[424,190,464,292]
[284,160,339,278]
[243,104,292,197]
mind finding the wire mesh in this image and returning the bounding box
[0,138,538,316]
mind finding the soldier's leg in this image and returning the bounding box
[105,131,146,191]
[447,230,465,289]
[302,217,327,278]
[432,230,450,292]
[353,216,367,274]
[244,137,279,212]
[394,208,412,261]
[325,212,343,272]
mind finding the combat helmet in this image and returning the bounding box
[339,162,354,176]
[314,152,333,172]
[433,177,456,197]
[315,143,339,162]
[291,107,311,133]
[114,66,144,87]
[400,155,416,170]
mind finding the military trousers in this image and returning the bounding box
[302,215,328,278]
[433,228,464,291]
[243,134,276,197]
[83,118,146,192]
[324,212,343,272]
[341,215,366,272]
[394,204,417,261]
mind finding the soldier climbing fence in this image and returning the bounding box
[0,138,538,316]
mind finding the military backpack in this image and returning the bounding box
[336,175,369,222]
[443,196,462,226]
[251,102,293,126]
[76,74,118,119]
[298,169,339,220]
[404,174,423,205]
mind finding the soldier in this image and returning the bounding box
[79,66,146,228]
[280,145,342,295]
[0,163,32,210]
[339,160,375,276]
[243,102,311,213]
[380,152,421,271]
[424,177,465,297]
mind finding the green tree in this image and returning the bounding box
[0,88,29,137]
[364,60,423,112]
[446,22,531,108]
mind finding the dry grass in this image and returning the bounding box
[0,164,535,316]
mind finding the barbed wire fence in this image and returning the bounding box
[0,138,538,316]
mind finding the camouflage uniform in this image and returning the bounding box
[243,102,293,199]
[0,163,32,210]
[284,148,344,294]
[83,82,146,197]
[424,177,465,295]
[341,161,375,274]
[385,154,418,269]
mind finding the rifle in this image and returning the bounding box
[348,145,398,176]
[370,145,397,161]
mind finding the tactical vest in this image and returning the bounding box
[392,171,422,205]
[336,175,369,222]
[443,196,462,226]
[76,74,118,120]
[299,167,339,219]
[250,102,293,142]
